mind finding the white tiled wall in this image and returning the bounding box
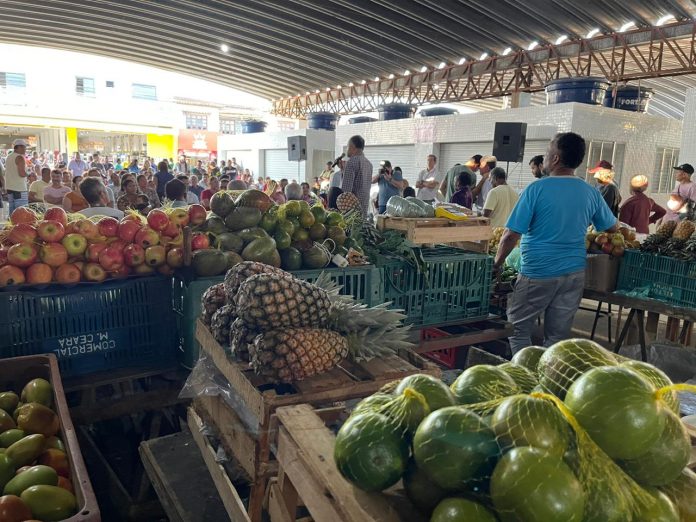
[680,88,696,166]
[335,103,682,203]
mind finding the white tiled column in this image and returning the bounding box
[680,87,696,165]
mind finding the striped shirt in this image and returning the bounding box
[341,151,373,216]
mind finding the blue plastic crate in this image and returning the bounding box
[174,265,384,368]
[0,276,177,378]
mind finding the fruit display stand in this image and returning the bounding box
[190,319,440,522]
[173,265,383,368]
[267,404,425,522]
[0,354,99,521]
[375,215,491,251]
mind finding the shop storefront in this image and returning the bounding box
[177,129,218,166]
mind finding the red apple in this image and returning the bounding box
[123,244,145,267]
[26,263,53,284]
[601,242,614,254]
[62,233,88,257]
[166,247,184,268]
[112,265,131,278]
[157,264,175,276]
[72,261,85,272]
[0,248,7,267]
[40,243,69,268]
[83,262,107,282]
[0,265,25,286]
[145,245,166,267]
[44,207,68,227]
[162,221,180,238]
[7,243,38,268]
[147,209,170,232]
[10,207,38,225]
[134,226,160,249]
[133,264,156,276]
[97,217,119,238]
[55,263,82,284]
[86,243,108,263]
[191,233,210,250]
[99,246,125,271]
[37,220,66,243]
[118,219,142,242]
[169,208,190,226]
[106,239,128,252]
[188,204,207,226]
[72,219,99,240]
[8,223,38,244]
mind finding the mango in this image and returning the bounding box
[0,454,15,492]
[0,410,15,433]
[20,380,52,409]
[21,485,77,521]
[45,436,65,453]
[16,404,59,437]
[4,465,58,496]
[0,393,19,414]
[0,430,25,449]
[5,434,45,468]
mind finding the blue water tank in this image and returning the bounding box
[348,116,377,124]
[419,107,459,117]
[241,120,267,134]
[307,111,337,130]
[603,85,653,112]
[546,77,610,106]
[378,103,414,121]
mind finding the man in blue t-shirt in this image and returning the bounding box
[494,132,618,353]
[372,160,404,214]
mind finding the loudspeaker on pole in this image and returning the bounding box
[287,136,307,161]
[493,122,527,163]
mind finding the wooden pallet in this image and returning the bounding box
[269,404,425,522]
[376,215,491,248]
[193,319,439,522]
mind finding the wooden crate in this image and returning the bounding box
[376,215,491,248]
[269,404,425,522]
[193,319,440,522]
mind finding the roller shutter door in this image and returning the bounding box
[264,149,302,181]
[440,142,493,174]
[363,145,416,184]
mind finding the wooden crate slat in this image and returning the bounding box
[294,367,355,394]
[376,215,492,245]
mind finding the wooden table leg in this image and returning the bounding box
[590,301,602,340]
[636,310,648,362]
[613,308,636,354]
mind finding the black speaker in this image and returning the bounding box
[287,136,307,161]
[493,122,527,162]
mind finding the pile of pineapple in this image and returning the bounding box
[640,219,696,260]
[200,261,413,384]
[586,226,637,257]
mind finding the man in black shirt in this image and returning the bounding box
[590,160,621,217]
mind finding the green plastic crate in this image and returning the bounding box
[381,246,492,327]
[173,265,383,368]
[616,249,696,307]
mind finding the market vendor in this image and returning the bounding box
[663,163,696,222]
[619,175,665,235]
[494,132,618,353]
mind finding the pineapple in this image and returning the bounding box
[229,318,259,362]
[336,192,361,215]
[672,220,695,240]
[223,261,288,304]
[249,328,349,383]
[201,283,227,326]
[210,305,235,345]
[658,238,686,258]
[656,221,677,240]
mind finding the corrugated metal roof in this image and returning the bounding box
[0,0,694,116]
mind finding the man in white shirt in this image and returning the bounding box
[416,154,443,203]
[67,152,87,178]
[29,167,51,204]
[4,139,29,213]
[483,167,519,228]
[472,155,497,208]
[79,177,124,219]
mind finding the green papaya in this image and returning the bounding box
[225,206,262,231]
[191,249,228,277]
[238,227,270,244]
[20,379,53,409]
[241,237,280,267]
[224,251,244,269]
[216,232,244,253]
[280,247,302,271]
[209,191,236,218]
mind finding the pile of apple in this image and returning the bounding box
[585,226,638,258]
[0,204,210,288]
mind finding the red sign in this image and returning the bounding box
[178,129,218,153]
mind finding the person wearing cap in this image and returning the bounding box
[372,160,403,214]
[416,154,443,203]
[495,132,618,354]
[4,139,29,213]
[472,155,497,208]
[589,160,621,217]
[664,163,696,222]
[619,175,665,235]
[440,155,482,201]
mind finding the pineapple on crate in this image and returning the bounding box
[200,283,227,327]
[210,304,235,345]
[336,192,362,215]
[229,318,259,362]
[640,220,678,254]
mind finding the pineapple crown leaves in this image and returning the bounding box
[344,324,415,362]
[326,299,409,333]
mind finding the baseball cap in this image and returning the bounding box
[12,139,29,148]
[673,163,695,175]
[630,175,649,188]
[480,155,497,165]
[588,160,614,173]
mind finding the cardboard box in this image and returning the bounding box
[585,254,621,292]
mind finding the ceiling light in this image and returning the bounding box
[586,28,600,38]
[305,91,310,95]
[527,41,539,50]
[437,61,446,69]
[502,47,512,56]
[326,87,331,91]
[220,43,229,52]
[458,57,466,65]
[404,69,411,75]
[315,89,320,93]
[361,79,367,84]
[619,21,636,32]
[555,35,568,44]
[374,76,380,81]
[420,66,428,72]
[337,85,342,89]
[388,73,395,79]
[656,14,675,26]
[479,52,488,60]
[348,82,354,87]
